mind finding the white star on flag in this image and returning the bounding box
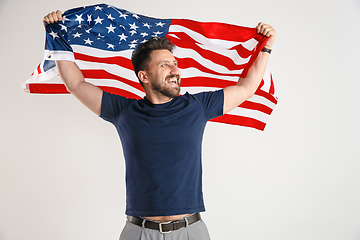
[132,14,140,19]
[106,24,116,33]
[143,23,151,29]
[84,38,93,45]
[75,14,84,24]
[49,30,59,39]
[87,15,92,23]
[156,22,165,27]
[59,24,68,32]
[107,14,115,21]
[94,16,104,24]
[118,33,128,41]
[140,32,149,37]
[129,23,139,30]
[72,32,82,38]
[119,12,128,19]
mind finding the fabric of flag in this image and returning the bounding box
[22,3,278,131]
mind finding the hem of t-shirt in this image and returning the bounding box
[125,206,206,217]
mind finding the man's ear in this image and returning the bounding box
[138,70,148,84]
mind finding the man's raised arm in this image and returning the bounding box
[44,11,103,116]
[223,22,276,114]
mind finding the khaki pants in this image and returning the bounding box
[119,218,211,240]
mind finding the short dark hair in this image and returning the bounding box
[131,37,175,86]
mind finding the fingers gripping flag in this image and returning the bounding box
[22,3,278,131]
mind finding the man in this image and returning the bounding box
[43,10,275,240]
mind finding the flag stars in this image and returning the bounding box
[84,38,93,45]
[106,14,115,21]
[129,22,139,30]
[72,32,82,38]
[85,28,92,34]
[132,14,140,19]
[94,16,104,24]
[106,24,116,33]
[153,31,163,37]
[118,33,128,41]
[119,12,128,19]
[94,6,103,11]
[129,43,137,49]
[130,30,137,36]
[75,14,84,25]
[59,24,68,32]
[87,14,92,24]
[61,15,69,24]
[143,23,151,29]
[97,33,105,39]
[156,22,165,27]
[49,30,59,39]
[107,43,115,49]
[140,32,149,38]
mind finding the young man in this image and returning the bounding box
[43,10,276,240]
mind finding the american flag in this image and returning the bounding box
[22,3,278,131]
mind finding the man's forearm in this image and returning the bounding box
[235,49,270,97]
[222,22,275,114]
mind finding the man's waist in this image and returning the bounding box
[143,213,191,222]
[127,213,201,234]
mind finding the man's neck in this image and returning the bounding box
[145,92,173,105]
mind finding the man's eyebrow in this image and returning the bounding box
[158,60,178,65]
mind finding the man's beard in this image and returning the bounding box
[151,74,181,99]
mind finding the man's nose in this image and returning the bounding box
[170,64,180,75]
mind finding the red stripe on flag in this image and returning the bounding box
[37,64,41,75]
[28,83,69,94]
[99,86,142,99]
[254,88,278,104]
[269,73,275,95]
[177,57,243,78]
[171,19,260,42]
[168,35,250,72]
[210,114,266,131]
[74,52,134,71]
[81,69,143,92]
[239,101,273,115]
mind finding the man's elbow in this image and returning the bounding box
[243,88,255,100]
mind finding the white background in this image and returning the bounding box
[1,0,360,239]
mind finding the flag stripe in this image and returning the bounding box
[210,114,266,131]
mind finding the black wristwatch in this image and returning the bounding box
[261,47,272,54]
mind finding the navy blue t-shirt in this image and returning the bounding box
[100,90,224,217]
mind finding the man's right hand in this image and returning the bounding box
[43,10,63,25]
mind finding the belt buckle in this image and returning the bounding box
[159,221,172,234]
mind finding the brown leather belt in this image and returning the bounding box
[127,213,201,233]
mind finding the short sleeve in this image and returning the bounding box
[100,91,132,124]
[192,89,224,120]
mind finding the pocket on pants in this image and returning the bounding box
[119,222,143,240]
[187,220,211,240]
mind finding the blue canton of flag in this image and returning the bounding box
[45,4,171,55]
